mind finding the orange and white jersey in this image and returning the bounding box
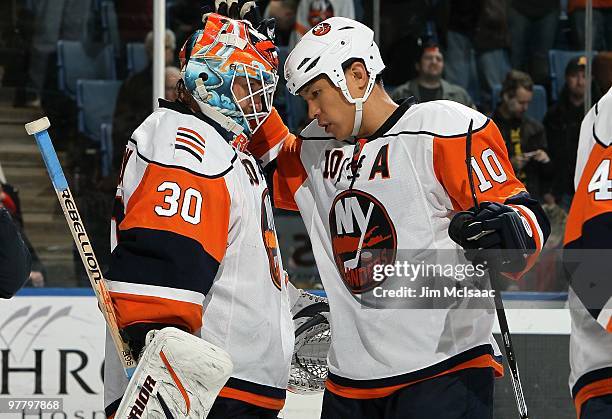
[103,100,293,415]
[564,87,612,416]
[250,102,549,398]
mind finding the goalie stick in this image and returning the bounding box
[24,117,136,378]
[465,119,529,419]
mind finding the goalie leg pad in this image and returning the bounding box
[115,327,233,418]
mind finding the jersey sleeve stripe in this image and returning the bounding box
[106,280,205,305]
[176,137,205,155]
[110,291,203,333]
[508,204,544,251]
[178,127,206,147]
[108,227,220,296]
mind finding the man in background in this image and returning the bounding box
[493,70,552,200]
[544,56,587,211]
[112,29,177,175]
[391,40,475,108]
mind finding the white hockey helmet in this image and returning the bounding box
[284,17,385,137]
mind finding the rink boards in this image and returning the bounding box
[0,289,572,418]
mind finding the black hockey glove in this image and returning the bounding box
[448,202,536,273]
[202,0,276,42]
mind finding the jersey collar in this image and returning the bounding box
[364,97,415,142]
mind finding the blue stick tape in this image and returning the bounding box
[34,130,69,191]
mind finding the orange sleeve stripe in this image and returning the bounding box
[120,163,230,263]
[218,387,285,410]
[273,138,307,211]
[176,137,204,155]
[607,316,612,332]
[502,204,543,281]
[110,291,203,333]
[433,122,526,212]
[178,126,205,144]
[325,354,503,399]
[574,378,612,419]
[564,143,612,244]
[248,108,290,160]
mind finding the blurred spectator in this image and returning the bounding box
[529,192,568,292]
[112,29,177,176]
[1,182,45,287]
[265,0,298,46]
[544,56,587,211]
[568,0,612,51]
[439,0,511,111]
[0,0,35,107]
[593,51,612,92]
[508,0,559,87]
[168,0,202,49]
[391,40,475,108]
[492,70,553,200]
[117,0,153,43]
[290,0,355,49]
[164,66,181,102]
[27,0,99,107]
[0,207,30,298]
[375,0,444,88]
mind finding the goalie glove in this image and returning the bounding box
[114,327,233,418]
[448,202,536,273]
[202,0,276,42]
[288,286,331,394]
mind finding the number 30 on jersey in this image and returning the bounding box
[154,181,203,225]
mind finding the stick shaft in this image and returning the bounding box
[465,119,529,418]
[32,129,136,378]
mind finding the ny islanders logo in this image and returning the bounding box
[329,190,397,293]
[312,22,332,36]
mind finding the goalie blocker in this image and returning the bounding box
[114,327,233,418]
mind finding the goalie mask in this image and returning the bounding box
[179,13,279,138]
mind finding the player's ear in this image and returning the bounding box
[349,61,368,89]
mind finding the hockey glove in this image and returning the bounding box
[448,202,536,273]
[203,0,276,42]
[288,287,330,394]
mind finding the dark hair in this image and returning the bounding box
[501,70,533,99]
[342,58,384,86]
[416,39,441,62]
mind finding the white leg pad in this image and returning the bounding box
[115,327,233,418]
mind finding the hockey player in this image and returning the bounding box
[564,86,612,419]
[243,16,551,418]
[103,14,296,418]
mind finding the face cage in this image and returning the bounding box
[230,63,278,134]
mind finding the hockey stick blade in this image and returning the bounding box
[24,117,136,378]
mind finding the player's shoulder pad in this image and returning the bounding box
[396,100,489,139]
[131,106,236,177]
[593,86,612,147]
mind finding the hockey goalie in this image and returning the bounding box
[103,13,299,418]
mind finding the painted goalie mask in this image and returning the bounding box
[179,13,279,137]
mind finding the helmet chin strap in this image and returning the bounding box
[351,99,364,138]
[341,75,377,139]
